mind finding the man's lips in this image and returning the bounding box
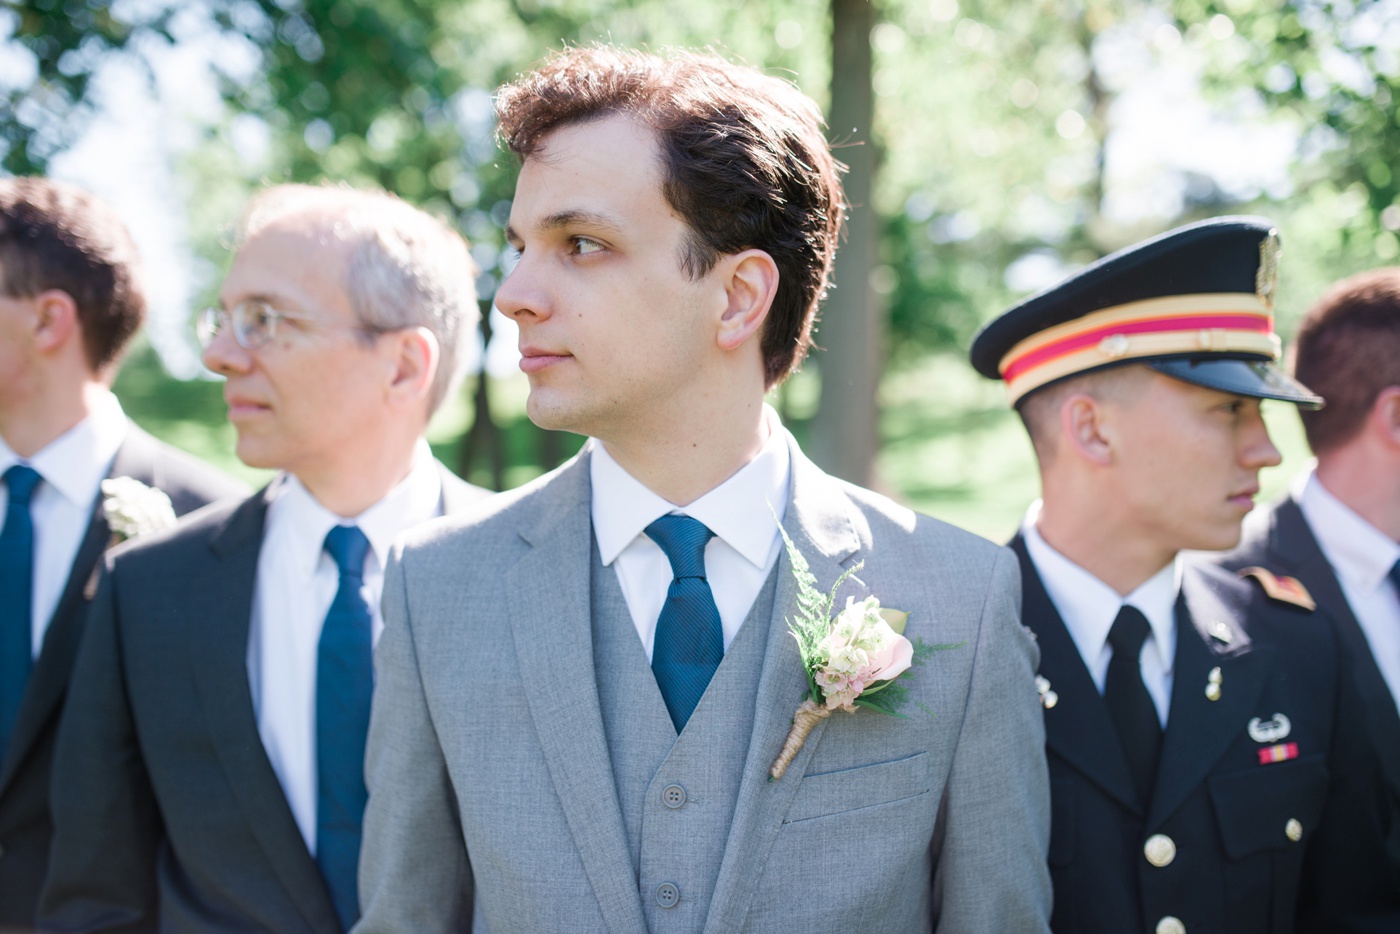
[518,347,571,374]
[225,394,270,418]
[1228,486,1260,508]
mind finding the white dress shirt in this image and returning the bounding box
[1023,503,1180,727]
[590,407,793,662]
[0,390,127,656]
[1297,468,1400,708]
[246,441,442,854]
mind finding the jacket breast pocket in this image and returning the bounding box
[784,752,932,824]
[1207,753,1329,860]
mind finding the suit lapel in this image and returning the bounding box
[504,453,648,934]
[190,486,341,934]
[1148,567,1272,827]
[702,441,859,934]
[1009,536,1141,814]
[0,432,159,793]
[1270,497,1400,797]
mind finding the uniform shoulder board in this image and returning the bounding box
[1239,567,1316,611]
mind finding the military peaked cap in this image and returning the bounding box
[970,216,1323,408]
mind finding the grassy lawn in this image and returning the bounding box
[115,345,1313,544]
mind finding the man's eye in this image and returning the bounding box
[572,236,605,255]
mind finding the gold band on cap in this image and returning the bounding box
[999,293,1279,404]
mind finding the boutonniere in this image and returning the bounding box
[82,477,178,599]
[768,522,954,780]
[101,477,177,544]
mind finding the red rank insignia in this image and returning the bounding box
[1257,742,1299,765]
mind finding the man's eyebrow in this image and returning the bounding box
[511,209,627,240]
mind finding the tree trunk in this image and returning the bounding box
[810,0,881,487]
[460,309,505,490]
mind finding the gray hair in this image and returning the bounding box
[239,183,479,413]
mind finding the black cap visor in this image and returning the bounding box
[1148,357,1323,409]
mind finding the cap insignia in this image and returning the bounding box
[1256,230,1281,311]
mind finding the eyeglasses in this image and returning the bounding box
[196,300,388,351]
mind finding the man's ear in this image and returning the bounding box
[1371,385,1400,449]
[1060,393,1115,466]
[716,249,779,352]
[385,326,439,409]
[30,289,80,355]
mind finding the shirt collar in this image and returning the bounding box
[589,405,793,568]
[269,440,443,577]
[0,390,127,508]
[1023,502,1179,673]
[1299,469,1400,591]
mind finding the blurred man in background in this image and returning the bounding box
[0,176,245,928]
[40,184,488,933]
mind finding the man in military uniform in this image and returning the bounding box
[1218,267,1400,882]
[970,217,1400,934]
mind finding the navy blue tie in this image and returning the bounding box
[1388,559,1400,607]
[1,465,42,760]
[317,525,373,931]
[648,515,724,733]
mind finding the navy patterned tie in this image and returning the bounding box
[1105,604,1162,805]
[317,525,373,931]
[0,465,42,760]
[648,515,724,733]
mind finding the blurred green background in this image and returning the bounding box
[4,0,1396,540]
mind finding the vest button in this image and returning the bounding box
[655,882,680,908]
[1143,834,1176,867]
[1156,916,1186,934]
[661,784,687,808]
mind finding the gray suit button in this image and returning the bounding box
[655,882,680,908]
[661,784,687,808]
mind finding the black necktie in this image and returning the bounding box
[1388,559,1400,608]
[1105,604,1162,804]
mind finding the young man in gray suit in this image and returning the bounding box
[1219,268,1400,884]
[40,185,490,933]
[0,177,245,928]
[357,46,1051,934]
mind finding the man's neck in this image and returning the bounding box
[1035,500,1176,597]
[1315,448,1400,541]
[1,378,104,458]
[599,403,768,506]
[292,440,423,519]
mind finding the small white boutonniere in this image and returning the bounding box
[100,477,177,544]
[768,521,958,780]
[82,478,178,599]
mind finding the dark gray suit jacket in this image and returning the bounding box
[0,423,245,930]
[37,465,488,934]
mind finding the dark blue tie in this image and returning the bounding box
[648,515,724,733]
[1389,559,1400,609]
[1,465,42,760]
[316,525,373,931]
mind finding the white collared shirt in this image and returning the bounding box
[0,390,127,655]
[1297,469,1400,708]
[590,407,793,662]
[1023,503,1180,726]
[246,441,442,854]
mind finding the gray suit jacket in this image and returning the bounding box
[0,422,246,929]
[38,464,488,934]
[357,439,1052,934]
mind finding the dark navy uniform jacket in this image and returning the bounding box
[1011,536,1400,934]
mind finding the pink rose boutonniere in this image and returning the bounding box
[768,521,958,780]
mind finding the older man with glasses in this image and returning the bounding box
[39,184,491,934]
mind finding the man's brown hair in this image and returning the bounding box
[495,45,846,388]
[1294,268,1400,454]
[0,176,146,372]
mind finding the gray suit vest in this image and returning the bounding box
[590,540,778,933]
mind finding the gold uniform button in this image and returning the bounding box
[1286,818,1303,842]
[1156,917,1186,934]
[1144,834,1176,867]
